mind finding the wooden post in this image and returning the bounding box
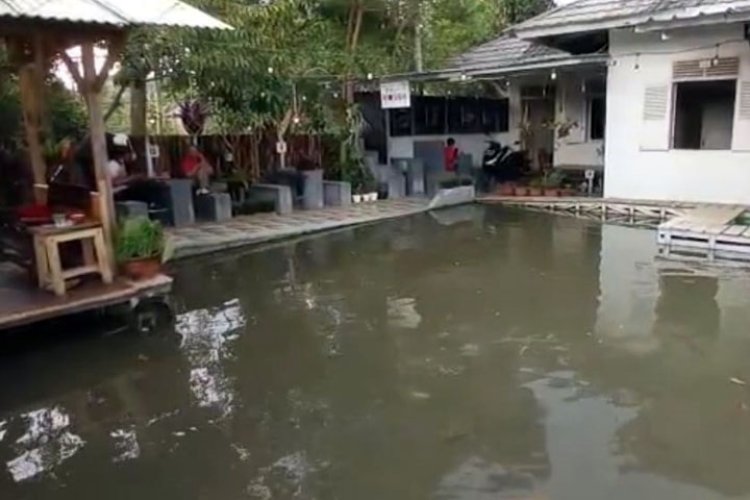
[80,42,116,272]
[13,35,48,202]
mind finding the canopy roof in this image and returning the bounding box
[0,0,231,30]
[511,0,750,38]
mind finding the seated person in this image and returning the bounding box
[181,145,213,195]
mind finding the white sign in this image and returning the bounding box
[276,141,288,155]
[148,144,160,159]
[380,81,411,109]
[585,169,596,180]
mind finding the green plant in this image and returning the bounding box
[115,217,165,263]
[542,169,565,188]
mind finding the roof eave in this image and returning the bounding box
[512,11,750,40]
[380,55,608,83]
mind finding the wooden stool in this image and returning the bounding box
[30,222,113,296]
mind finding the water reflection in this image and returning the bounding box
[5,407,85,482]
[2,207,750,498]
[176,298,245,416]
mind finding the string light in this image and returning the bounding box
[550,69,557,81]
[267,66,274,74]
[634,53,640,70]
[293,115,301,125]
[712,44,720,66]
[366,72,374,80]
[660,31,670,41]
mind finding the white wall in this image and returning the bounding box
[554,74,604,169]
[605,23,750,203]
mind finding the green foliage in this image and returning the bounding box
[0,75,87,146]
[115,217,166,263]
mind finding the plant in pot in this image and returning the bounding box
[498,182,515,196]
[116,217,169,280]
[542,169,565,197]
[527,178,543,197]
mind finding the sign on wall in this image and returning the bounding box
[380,81,411,109]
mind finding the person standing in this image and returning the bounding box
[444,137,459,175]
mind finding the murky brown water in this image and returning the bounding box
[2,206,750,499]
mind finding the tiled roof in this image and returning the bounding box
[446,34,604,76]
[512,0,750,37]
[0,0,231,29]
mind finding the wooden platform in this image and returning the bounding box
[478,195,690,223]
[0,267,173,330]
[657,205,750,261]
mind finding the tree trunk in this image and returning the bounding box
[413,3,424,72]
[343,2,364,104]
[130,78,147,137]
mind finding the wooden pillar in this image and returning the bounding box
[18,63,46,200]
[62,38,123,272]
[80,42,116,271]
[12,36,48,202]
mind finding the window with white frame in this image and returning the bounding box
[670,57,739,150]
[672,80,736,150]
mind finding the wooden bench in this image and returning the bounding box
[30,222,113,296]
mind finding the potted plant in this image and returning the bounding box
[542,169,565,197]
[527,178,543,197]
[514,184,529,197]
[498,182,515,196]
[116,217,167,280]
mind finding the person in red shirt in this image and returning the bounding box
[181,145,213,194]
[444,137,459,174]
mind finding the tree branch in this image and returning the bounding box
[58,50,84,89]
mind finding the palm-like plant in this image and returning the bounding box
[175,99,210,137]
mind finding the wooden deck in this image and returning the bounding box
[478,195,691,222]
[0,266,173,330]
[657,205,750,261]
[479,194,750,263]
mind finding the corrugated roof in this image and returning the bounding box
[0,0,231,29]
[512,0,750,37]
[445,34,604,76]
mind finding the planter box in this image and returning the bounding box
[323,180,352,207]
[247,183,294,215]
[428,185,476,210]
[163,179,195,227]
[195,192,232,222]
[301,169,324,210]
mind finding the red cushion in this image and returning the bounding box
[17,203,52,223]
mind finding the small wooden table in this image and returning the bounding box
[30,222,113,296]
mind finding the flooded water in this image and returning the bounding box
[3,206,750,499]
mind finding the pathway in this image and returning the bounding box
[168,198,430,259]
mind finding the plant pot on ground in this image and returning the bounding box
[527,179,543,197]
[116,217,167,281]
[514,185,529,197]
[498,183,515,196]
